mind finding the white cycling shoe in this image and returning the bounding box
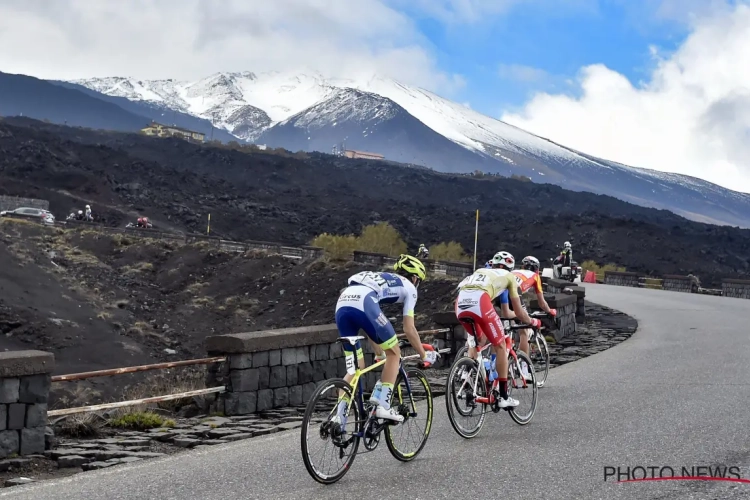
[497,396,519,409]
[375,405,404,422]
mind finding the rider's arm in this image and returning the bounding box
[533,275,552,314]
[402,285,426,359]
[402,314,426,359]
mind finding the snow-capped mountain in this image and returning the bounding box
[69,70,750,228]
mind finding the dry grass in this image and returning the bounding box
[122,261,154,275]
[186,282,208,294]
[97,311,112,320]
[191,297,212,308]
[57,412,104,438]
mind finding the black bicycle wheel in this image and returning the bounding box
[445,356,488,438]
[384,367,433,462]
[300,378,363,484]
[507,351,538,425]
[528,332,550,387]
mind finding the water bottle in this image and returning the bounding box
[483,358,492,374]
[489,354,498,382]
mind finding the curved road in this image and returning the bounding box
[3,284,750,500]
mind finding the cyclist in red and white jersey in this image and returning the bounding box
[455,252,541,408]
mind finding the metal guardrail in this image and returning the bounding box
[49,356,227,417]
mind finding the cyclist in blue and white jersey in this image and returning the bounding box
[334,254,438,422]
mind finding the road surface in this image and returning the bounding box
[3,284,750,500]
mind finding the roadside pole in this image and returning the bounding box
[473,209,479,270]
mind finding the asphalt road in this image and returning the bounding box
[4,284,750,500]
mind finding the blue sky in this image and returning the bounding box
[408,0,692,116]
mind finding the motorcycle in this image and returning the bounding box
[551,256,581,282]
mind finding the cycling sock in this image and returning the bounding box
[498,378,509,399]
[379,382,394,410]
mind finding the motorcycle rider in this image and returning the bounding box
[84,205,92,221]
[417,244,429,259]
[554,241,573,278]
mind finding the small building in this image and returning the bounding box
[141,122,205,143]
[343,149,384,160]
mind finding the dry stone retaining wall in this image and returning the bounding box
[0,351,54,458]
[662,275,696,293]
[0,196,49,212]
[722,279,750,299]
[205,325,380,416]
[604,271,641,287]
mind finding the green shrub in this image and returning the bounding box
[581,260,626,276]
[356,222,407,256]
[429,241,471,262]
[311,222,407,259]
[109,411,166,430]
[310,233,359,260]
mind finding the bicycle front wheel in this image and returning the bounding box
[384,367,433,462]
[445,356,488,439]
[528,332,550,387]
[301,378,363,484]
[507,351,538,425]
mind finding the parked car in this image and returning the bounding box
[0,207,55,225]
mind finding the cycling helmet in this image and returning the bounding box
[393,254,426,281]
[521,256,540,272]
[564,241,571,249]
[491,251,515,271]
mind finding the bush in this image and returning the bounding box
[581,260,626,276]
[357,222,407,256]
[311,222,407,259]
[311,233,359,260]
[109,411,166,430]
[429,241,471,262]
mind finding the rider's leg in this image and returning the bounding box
[519,328,530,357]
[478,293,518,407]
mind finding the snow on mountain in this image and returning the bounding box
[70,70,750,227]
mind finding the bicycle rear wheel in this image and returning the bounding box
[300,378,363,484]
[445,357,488,438]
[385,367,433,462]
[507,351,537,425]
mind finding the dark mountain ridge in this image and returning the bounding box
[1,117,748,287]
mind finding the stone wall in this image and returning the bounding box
[722,279,750,299]
[0,351,54,458]
[205,325,380,416]
[0,196,49,212]
[529,294,577,341]
[604,271,641,287]
[662,275,696,293]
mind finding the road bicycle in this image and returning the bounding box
[445,318,540,439]
[453,310,552,388]
[300,337,445,484]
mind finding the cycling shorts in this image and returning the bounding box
[335,285,399,359]
[455,289,510,349]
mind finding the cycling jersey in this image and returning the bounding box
[456,268,520,302]
[512,269,543,295]
[347,271,418,317]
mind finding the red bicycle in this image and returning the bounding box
[445,319,539,439]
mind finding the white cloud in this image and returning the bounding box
[0,0,464,94]
[498,63,548,82]
[501,1,750,193]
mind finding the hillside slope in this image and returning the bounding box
[1,118,749,286]
[0,71,149,133]
[70,70,750,228]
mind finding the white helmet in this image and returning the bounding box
[78,210,83,215]
[491,251,515,270]
[86,205,90,209]
[564,241,571,249]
